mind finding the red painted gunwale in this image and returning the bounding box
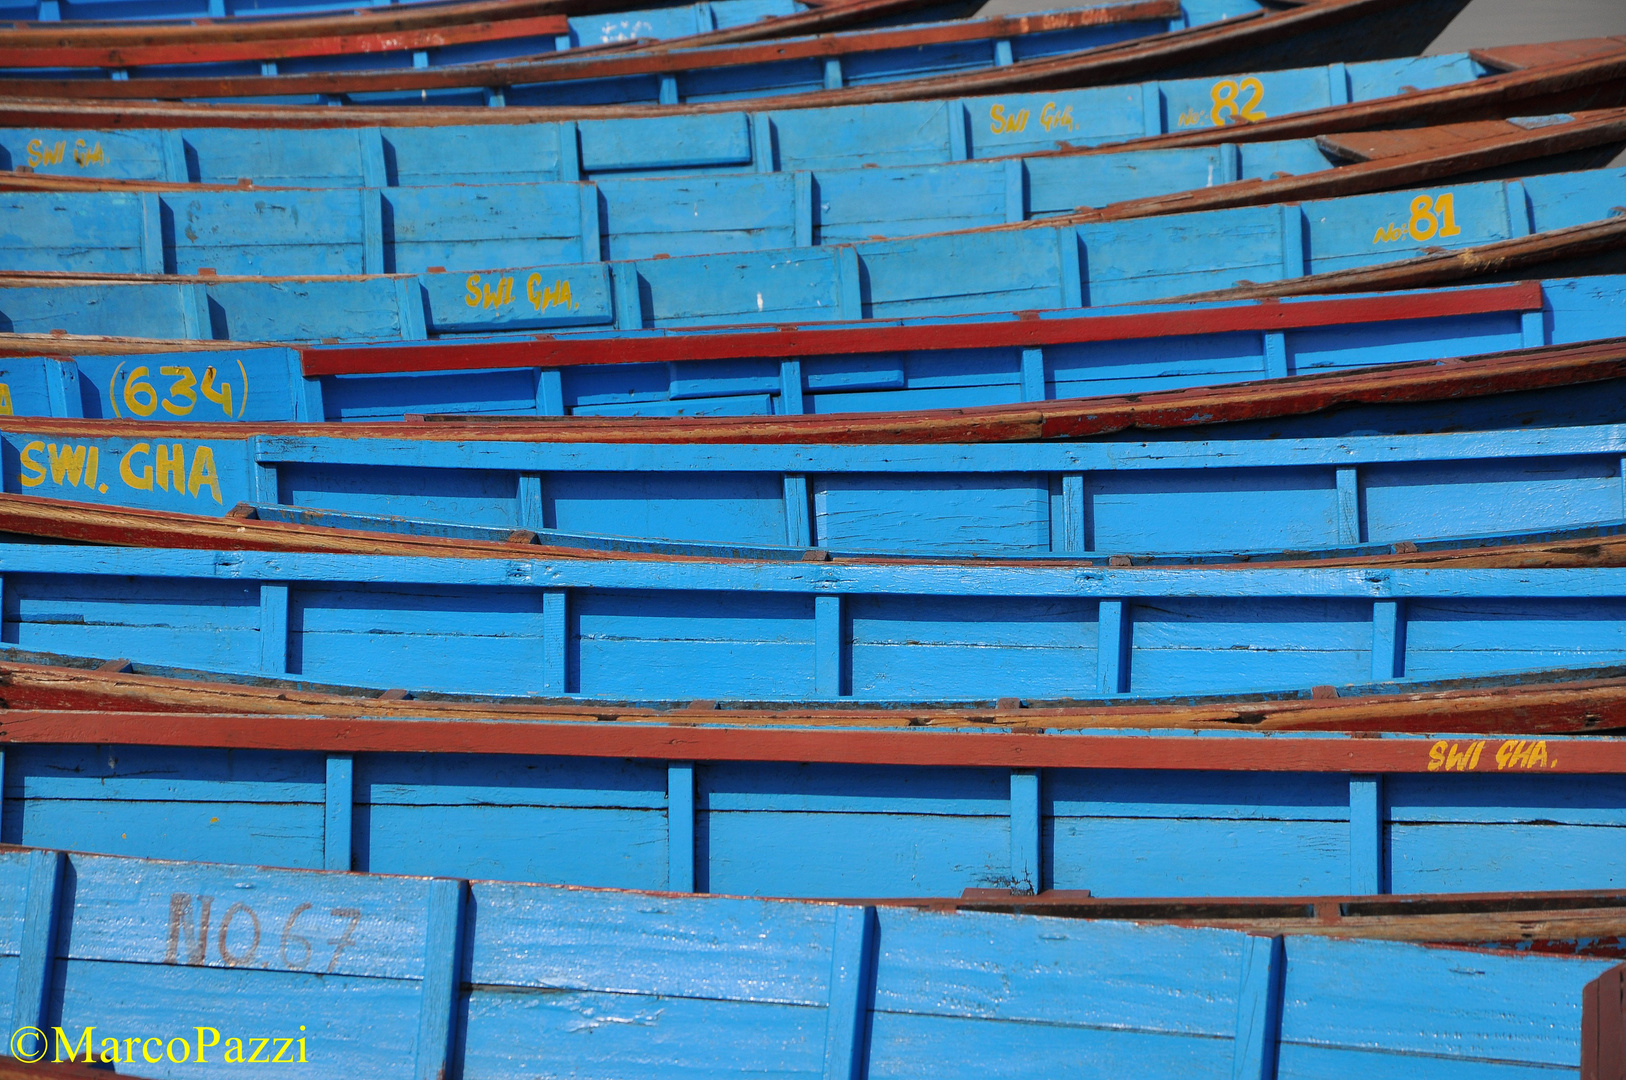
[0,701,1622,768]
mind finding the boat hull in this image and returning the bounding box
[0,844,1609,1079]
[1,166,1620,342]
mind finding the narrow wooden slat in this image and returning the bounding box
[668,762,695,893]
[1348,776,1382,895]
[1230,935,1284,1080]
[11,850,64,1036]
[1010,770,1040,895]
[413,878,467,1080]
[325,753,353,872]
[820,905,876,1080]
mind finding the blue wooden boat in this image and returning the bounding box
[0,0,1250,102]
[3,165,1623,342]
[0,0,971,97]
[3,540,1626,703]
[0,277,1607,422]
[0,45,1592,184]
[0,845,1612,1079]
[6,334,1626,554]
[8,643,1626,900]
[0,0,1476,109]
[4,0,841,25]
[6,110,1622,284]
[0,0,1084,91]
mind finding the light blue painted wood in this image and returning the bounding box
[1097,600,1128,694]
[0,843,1601,1078]
[259,582,289,675]
[15,543,1626,705]
[1262,331,1288,380]
[10,848,62,1034]
[821,904,875,1080]
[7,164,1612,346]
[0,54,1493,183]
[814,594,842,696]
[669,762,695,893]
[325,753,353,872]
[20,413,1626,564]
[1350,775,1383,895]
[414,877,466,1080]
[1371,601,1403,681]
[1336,468,1361,547]
[8,696,1626,899]
[1009,770,1039,895]
[1231,935,1284,1080]
[1019,347,1044,402]
[542,588,568,693]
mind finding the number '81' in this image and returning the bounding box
[1405,192,1462,242]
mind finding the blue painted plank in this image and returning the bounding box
[7,162,1617,347]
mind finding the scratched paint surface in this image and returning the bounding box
[0,55,1488,182]
[3,273,1613,423]
[0,845,1607,1076]
[0,165,1618,342]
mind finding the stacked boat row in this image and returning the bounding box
[3,1,1626,1077]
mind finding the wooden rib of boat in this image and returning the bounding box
[9,649,1626,898]
[1,165,1622,342]
[3,112,1622,288]
[9,336,1626,556]
[0,0,1473,107]
[0,46,1611,187]
[0,846,1610,1079]
[0,278,1600,422]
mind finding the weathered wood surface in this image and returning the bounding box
[0,276,1598,427]
[3,113,1622,291]
[0,1057,108,1080]
[0,0,1135,74]
[10,486,1626,568]
[0,49,1528,178]
[0,0,1221,102]
[953,890,1626,956]
[1186,215,1626,303]
[0,0,879,45]
[8,648,1626,733]
[1,11,580,69]
[0,0,1471,108]
[1050,110,1626,224]
[0,845,1604,1078]
[16,347,1626,562]
[0,166,1620,343]
[4,696,1626,894]
[1,28,1613,133]
[6,545,1626,708]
